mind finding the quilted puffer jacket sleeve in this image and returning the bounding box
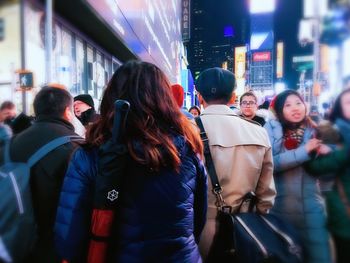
[265,119,312,173]
[54,147,97,262]
[192,154,208,243]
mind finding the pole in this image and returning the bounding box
[20,0,27,114]
[45,0,53,83]
[312,0,320,107]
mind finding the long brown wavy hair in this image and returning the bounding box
[86,60,203,172]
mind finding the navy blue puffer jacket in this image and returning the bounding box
[54,135,207,263]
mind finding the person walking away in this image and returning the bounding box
[54,60,207,263]
[264,89,331,263]
[194,67,276,261]
[0,86,81,262]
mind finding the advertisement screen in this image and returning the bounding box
[276,42,284,78]
[85,0,182,82]
[253,51,271,62]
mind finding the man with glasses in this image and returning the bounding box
[239,91,266,126]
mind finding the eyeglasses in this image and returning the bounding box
[240,101,256,106]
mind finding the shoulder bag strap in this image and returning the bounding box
[195,117,226,209]
[27,135,83,168]
[3,139,11,164]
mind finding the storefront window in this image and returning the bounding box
[87,45,94,97]
[75,37,85,95]
[95,50,104,99]
[105,58,112,85]
[58,28,73,92]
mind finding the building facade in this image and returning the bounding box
[0,0,186,113]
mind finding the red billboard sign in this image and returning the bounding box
[253,51,271,62]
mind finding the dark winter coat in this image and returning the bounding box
[305,118,350,239]
[78,108,99,127]
[54,135,207,263]
[0,116,81,263]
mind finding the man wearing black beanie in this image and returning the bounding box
[73,94,99,127]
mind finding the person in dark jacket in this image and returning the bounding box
[54,60,207,262]
[0,86,81,263]
[305,88,350,263]
[73,94,99,127]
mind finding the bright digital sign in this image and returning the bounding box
[276,42,284,78]
[253,51,271,62]
[86,0,182,83]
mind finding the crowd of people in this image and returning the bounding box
[0,60,349,263]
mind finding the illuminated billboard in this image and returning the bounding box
[276,42,284,78]
[235,46,246,79]
[253,51,271,62]
[250,0,276,14]
[85,0,182,82]
[235,46,247,96]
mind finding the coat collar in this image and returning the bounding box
[202,104,237,116]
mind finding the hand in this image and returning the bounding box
[305,138,322,153]
[316,144,332,156]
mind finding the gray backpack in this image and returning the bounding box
[0,135,81,263]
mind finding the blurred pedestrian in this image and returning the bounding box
[11,112,34,135]
[305,88,350,263]
[0,101,16,126]
[73,94,99,127]
[0,101,16,143]
[171,83,194,119]
[189,105,201,117]
[0,86,81,262]
[264,89,331,263]
[55,60,207,262]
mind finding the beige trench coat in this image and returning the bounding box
[198,105,276,260]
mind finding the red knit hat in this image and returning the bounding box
[171,84,184,108]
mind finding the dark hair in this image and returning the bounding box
[33,86,72,117]
[259,100,270,110]
[329,88,350,122]
[273,89,307,129]
[0,101,15,111]
[240,91,258,104]
[189,106,201,115]
[86,60,203,172]
[196,67,235,104]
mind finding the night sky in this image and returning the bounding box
[190,0,313,88]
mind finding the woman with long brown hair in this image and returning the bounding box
[54,60,207,262]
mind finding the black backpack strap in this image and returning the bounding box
[27,135,83,168]
[195,117,226,208]
[3,139,11,164]
[195,116,257,213]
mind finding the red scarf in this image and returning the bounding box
[283,125,306,150]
